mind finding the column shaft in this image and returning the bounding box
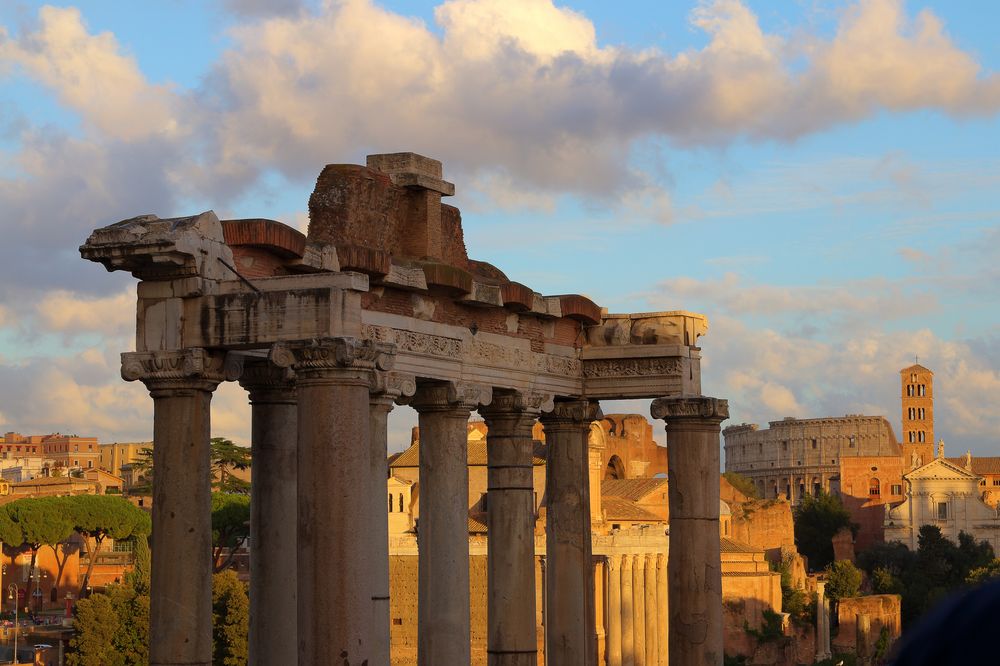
[412,382,491,666]
[481,392,548,666]
[122,348,237,666]
[632,554,645,666]
[541,399,600,666]
[241,363,298,666]
[606,556,622,666]
[272,337,394,666]
[621,556,635,666]
[644,555,657,666]
[655,554,668,666]
[651,397,729,666]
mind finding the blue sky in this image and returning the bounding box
[0,0,997,457]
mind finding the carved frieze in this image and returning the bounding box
[363,325,461,358]
[582,357,683,378]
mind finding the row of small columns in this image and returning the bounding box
[605,553,668,666]
[121,340,727,666]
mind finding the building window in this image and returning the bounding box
[811,439,817,450]
[918,432,925,443]
[112,539,133,553]
[907,385,914,396]
[869,478,880,496]
[388,493,393,512]
[849,437,855,448]
[782,441,788,452]
[399,493,404,512]
[937,502,948,520]
[918,385,926,396]
[87,461,93,468]
[993,479,1000,487]
[910,373,917,382]
[891,484,902,495]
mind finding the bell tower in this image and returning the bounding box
[900,363,934,466]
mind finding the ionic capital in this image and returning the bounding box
[539,398,602,427]
[121,348,241,393]
[410,380,492,414]
[480,389,554,417]
[650,396,729,423]
[238,359,296,404]
[370,371,417,407]
[270,337,395,383]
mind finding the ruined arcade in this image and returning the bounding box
[80,153,729,666]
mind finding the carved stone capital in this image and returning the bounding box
[410,380,492,413]
[607,554,620,572]
[370,371,417,407]
[479,389,554,417]
[539,398,602,426]
[238,359,296,404]
[270,337,396,380]
[121,348,241,392]
[650,396,729,423]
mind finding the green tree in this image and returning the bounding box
[825,560,862,602]
[212,493,250,573]
[966,558,1000,585]
[213,570,249,666]
[67,593,124,666]
[723,472,760,499]
[131,447,154,490]
[211,437,251,494]
[3,497,75,594]
[68,495,152,596]
[792,490,856,571]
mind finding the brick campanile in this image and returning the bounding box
[900,363,935,466]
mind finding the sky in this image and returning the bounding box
[0,0,997,458]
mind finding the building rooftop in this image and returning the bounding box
[601,478,668,502]
[390,440,547,468]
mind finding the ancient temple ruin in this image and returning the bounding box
[80,153,729,666]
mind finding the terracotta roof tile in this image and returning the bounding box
[945,457,1000,476]
[602,496,661,522]
[720,537,760,554]
[390,440,546,468]
[601,478,668,502]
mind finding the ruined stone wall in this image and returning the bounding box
[833,595,902,659]
[729,498,797,559]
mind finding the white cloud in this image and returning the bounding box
[35,289,135,338]
[0,6,180,140]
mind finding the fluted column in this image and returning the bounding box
[271,337,395,666]
[540,399,601,666]
[621,555,635,666]
[632,554,645,666]
[480,390,552,666]
[651,397,729,666]
[644,554,657,665]
[239,360,298,666]
[121,348,241,666]
[411,381,493,666]
[606,556,622,666]
[655,554,667,666]
[369,371,417,666]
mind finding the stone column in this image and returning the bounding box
[271,337,394,666]
[650,397,729,666]
[815,580,831,660]
[121,348,241,666]
[369,372,417,666]
[644,554,657,666]
[480,390,551,666]
[411,381,492,666]
[632,554,645,666]
[239,360,298,666]
[655,554,668,666]
[606,556,622,666]
[540,399,601,666]
[621,555,635,666]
